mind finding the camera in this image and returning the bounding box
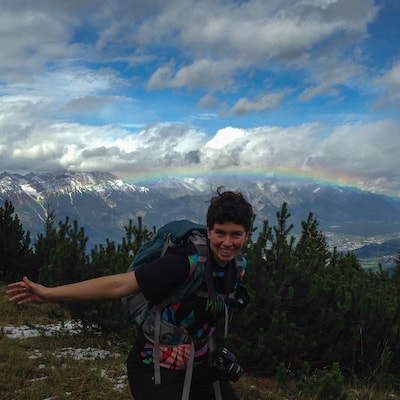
[209,347,244,382]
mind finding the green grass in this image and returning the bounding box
[0,338,130,399]
[1,286,132,400]
[1,284,399,400]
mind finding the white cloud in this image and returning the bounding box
[379,63,400,88]
[206,127,245,150]
[198,94,218,109]
[0,7,79,78]
[0,109,399,195]
[307,120,400,177]
[147,59,237,90]
[372,62,400,109]
[229,92,287,115]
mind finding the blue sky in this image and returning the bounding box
[0,0,400,196]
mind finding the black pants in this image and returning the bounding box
[126,348,240,400]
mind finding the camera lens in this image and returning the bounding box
[210,347,243,382]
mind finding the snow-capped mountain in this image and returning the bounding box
[1,171,400,249]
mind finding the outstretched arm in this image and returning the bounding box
[6,272,139,305]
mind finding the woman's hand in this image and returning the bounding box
[6,276,49,305]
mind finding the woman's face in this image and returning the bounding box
[207,222,249,267]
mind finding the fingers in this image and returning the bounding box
[6,284,26,296]
[6,281,25,290]
[7,277,33,292]
[7,291,34,305]
[23,276,32,286]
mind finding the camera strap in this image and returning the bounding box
[203,258,230,400]
[204,257,233,344]
[208,335,223,400]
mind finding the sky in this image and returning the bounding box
[0,0,400,197]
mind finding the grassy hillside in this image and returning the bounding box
[0,284,276,399]
[0,287,131,399]
[0,284,398,400]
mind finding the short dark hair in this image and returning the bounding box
[207,187,253,232]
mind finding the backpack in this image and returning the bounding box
[121,219,208,328]
[121,219,247,400]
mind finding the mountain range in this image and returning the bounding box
[1,171,400,257]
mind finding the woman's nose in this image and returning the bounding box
[222,235,233,246]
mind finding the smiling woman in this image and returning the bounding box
[207,222,249,267]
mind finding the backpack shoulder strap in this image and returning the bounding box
[151,229,208,396]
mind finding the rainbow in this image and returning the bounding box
[116,165,367,192]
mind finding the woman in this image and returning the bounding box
[7,188,253,400]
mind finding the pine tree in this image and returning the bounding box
[37,216,89,287]
[73,216,152,332]
[0,200,36,282]
[232,203,298,374]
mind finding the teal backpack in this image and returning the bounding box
[122,219,208,327]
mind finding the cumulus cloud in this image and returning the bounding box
[147,59,237,91]
[3,111,399,193]
[307,120,400,177]
[229,92,287,115]
[198,93,219,109]
[372,62,400,109]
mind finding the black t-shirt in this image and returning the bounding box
[133,242,241,370]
